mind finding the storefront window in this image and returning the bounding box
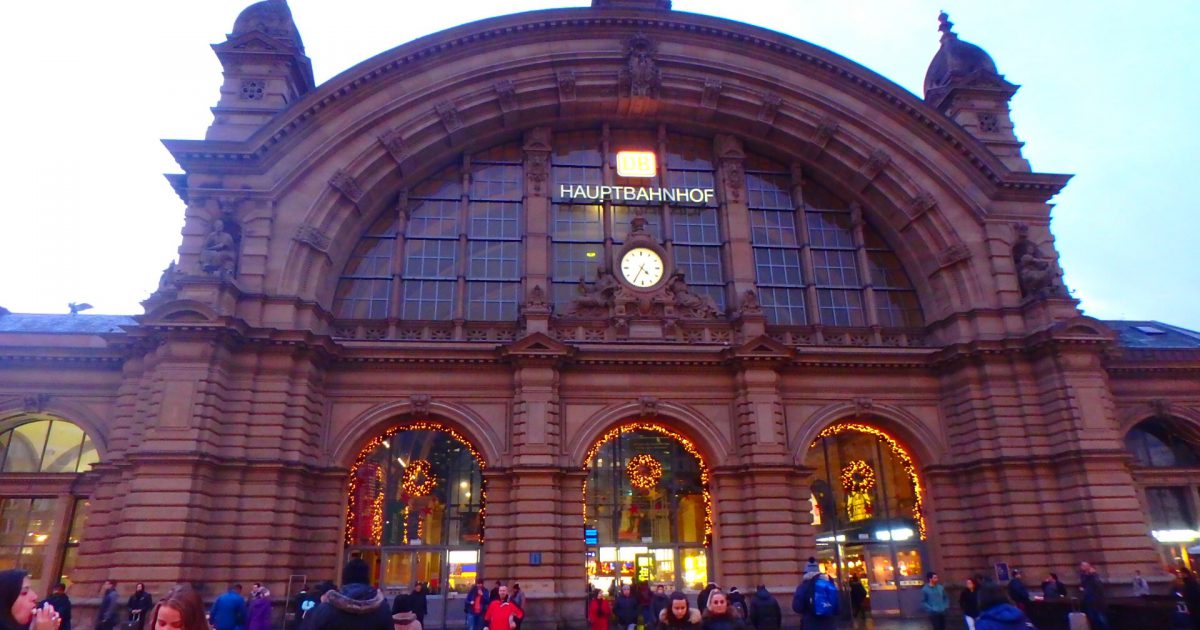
[0,498,57,578]
[584,425,710,592]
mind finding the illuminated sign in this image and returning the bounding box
[616,151,657,178]
[558,185,714,205]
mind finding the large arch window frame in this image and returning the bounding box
[1126,417,1200,570]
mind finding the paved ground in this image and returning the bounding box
[834,618,955,630]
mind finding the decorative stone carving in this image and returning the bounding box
[566,268,620,317]
[638,395,660,417]
[240,79,266,100]
[863,149,891,181]
[1012,223,1065,298]
[813,116,839,150]
[378,129,407,165]
[758,93,782,124]
[435,101,463,133]
[157,260,183,292]
[294,224,331,253]
[701,79,722,109]
[937,242,971,268]
[623,33,661,98]
[199,218,239,279]
[666,272,720,319]
[853,397,875,412]
[329,170,364,203]
[495,80,517,112]
[977,112,1000,133]
[557,70,577,102]
[523,284,551,315]
[714,134,744,160]
[525,152,549,196]
[524,127,552,152]
[738,289,763,316]
[715,134,745,204]
[410,393,431,416]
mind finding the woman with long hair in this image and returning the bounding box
[144,585,209,630]
[0,569,60,630]
[658,592,699,630]
[699,591,745,630]
[586,588,611,630]
[959,577,980,630]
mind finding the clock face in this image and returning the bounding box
[620,247,665,288]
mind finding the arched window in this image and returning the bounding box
[584,424,710,593]
[1126,418,1200,467]
[333,145,524,321]
[747,156,922,327]
[0,415,97,589]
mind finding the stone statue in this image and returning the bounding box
[157,260,181,292]
[1012,224,1062,298]
[200,219,238,279]
[739,289,762,315]
[567,268,619,315]
[624,34,660,98]
[666,272,719,319]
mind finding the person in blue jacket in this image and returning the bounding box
[974,582,1033,630]
[920,573,949,630]
[210,585,248,630]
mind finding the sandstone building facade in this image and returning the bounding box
[3,0,1200,627]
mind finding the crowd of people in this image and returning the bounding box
[6,558,1200,630]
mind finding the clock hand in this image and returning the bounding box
[632,264,646,283]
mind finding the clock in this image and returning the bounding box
[619,247,665,288]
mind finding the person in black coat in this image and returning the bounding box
[614,584,640,630]
[960,577,980,629]
[747,586,780,630]
[41,583,72,630]
[847,575,867,621]
[700,591,746,630]
[650,585,670,630]
[408,583,428,625]
[1005,570,1030,611]
[697,583,718,614]
[1041,573,1067,599]
[128,583,153,630]
[300,558,391,630]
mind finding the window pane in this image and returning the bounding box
[746,172,792,210]
[812,250,861,288]
[468,202,520,240]
[76,439,98,473]
[553,243,605,286]
[753,248,803,286]
[67,499,90,545]
[400,280,456,320]
[875,290,922,327]
[666,136,714,171]
[552,205,604,241]
[470,164,522,201]
[806,211,856,249]
[3,421,50,473]
[1146,487,1194,529]
[467,242,520,281]
[383,552,415,589]
[760,287,807,325]
[59,546,79,586]
[553,132,602,167]
[611,206,661,243]
[411,168,462,200]
[407,199,461,239]
[342,237,394,278]
[0,430,9,471]
[674,246,723,286]
[817,289,865,327]
[18,545,46,579]
[41,421,85,473]
[673,207,720,245]
[0,499,32,546]
[465,282,519,321]
[749,210,798,247]
[334,279,391,319]
[868,251,913,290]
[404,240,458,279]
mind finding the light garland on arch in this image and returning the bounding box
[813,422,927,540]
[627,454,664,489]
[345,420,487,546]
[582,422,712,545]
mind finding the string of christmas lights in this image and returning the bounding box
[583,422,713,545]
[402,459,437,497]
[345,420,487,546]
[813,422,927,540]
[840,460,876,493]
[627,454,664,489]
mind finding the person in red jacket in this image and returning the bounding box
[484,584,524,630]
[588,589,612,630]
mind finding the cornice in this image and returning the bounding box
[162,9,1069,199]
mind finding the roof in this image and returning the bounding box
[1103,320,1200,349]
[0,313,137,334]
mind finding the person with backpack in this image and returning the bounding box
[974,582,1034,630]
[726,588,747,620]
[920,573,949,630]
[792,568,840,628]
[747,586,780,630]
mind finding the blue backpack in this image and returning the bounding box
[810,578,839,617]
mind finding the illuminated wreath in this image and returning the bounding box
[401,460,437,497]
[840,460,876,494]
[626,454,664,489]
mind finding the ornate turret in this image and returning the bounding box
[592,0,672,9]
[923,12,1030,171]
[206,0,315,141]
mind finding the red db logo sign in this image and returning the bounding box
[616,151,656,178]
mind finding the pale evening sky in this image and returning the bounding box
[0,1,1196,330]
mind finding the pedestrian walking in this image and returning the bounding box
[794,573,838,630]
[211,585,248,630]
[1041,573,1066,599]
[127,583,152,630]
[146,585,210,630]
[40,583,72,630]
[1079,562,1110,630]
[300,558,391,630]
[960,577,980,630]
[700,591,746,630]
[465,580,490,630]
[747,586,780,630]
[848,575,867,623]
[1132,570,1151,597]
[392,594,423,630]
[0,569,62,630]
[483,584,523,630]
[489,582,503,604]
[614,584,639,630]
[658,592,700,630]
[1006,570,1030,612]
[726,588,747,620]
[410,583,428,627]
[96,581,120,630]
[1180,568,1200,630]
[974,582,1032,630]
[510,584,526,630]
[587,589,611,630]
[650,584,670,630]
[247,587,272,630]
[920,572,949,630]
[697,583,718,615]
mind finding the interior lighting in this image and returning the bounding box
[814,422,928,540]
[1152,529,1200,543]
[875,527,915,542]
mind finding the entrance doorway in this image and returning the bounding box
[345,421,485,629]
[583,423,711,594]
[807,422,929,617]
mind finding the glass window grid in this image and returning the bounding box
[610,205,662,243]
[806,210,857,249]
[403,240,458,280]
[817,288,866,327]
[867,250,913,290]
[0,497,58,579]
[747,167,806,327]
[552,204,604,242]
[400,280,456,320]
[468,202,521,241]
[749,210,800,248]
[470,163,522,202]
[812,249,862,288]
[874,289,922,328]
[406,199,461,239]
[672,207,720,245]
[1146,487,1195,529]
[746,171,793,210]
[467,241,520,281]
[0,420,95,474]
[466,282,520,321]
[759,287,807,326]
[341,237,395,279]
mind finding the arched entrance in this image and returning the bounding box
[583,422,711,594]
[345,420,486,621]
[806,422,929,616]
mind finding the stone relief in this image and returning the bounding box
[199,218,239,279]
[623,33,661,98]
[1012,223,1065,298]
